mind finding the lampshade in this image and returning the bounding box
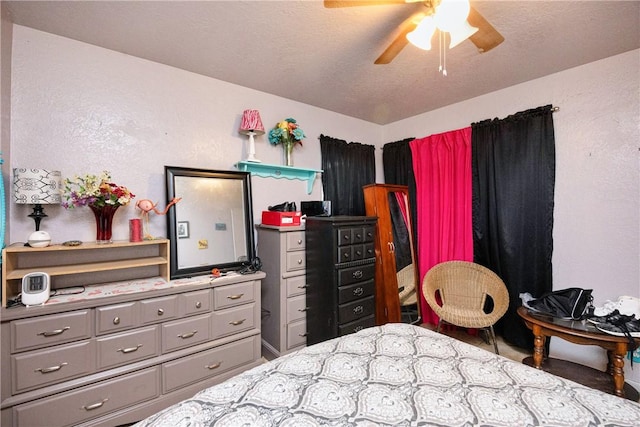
[406,16,437,51]
[13,168,62,232]
[239,109,265,135]
[13,168,62,205]
[448,20,479,49]
[434,0,471,32]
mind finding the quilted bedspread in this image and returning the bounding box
[135,323,640,426]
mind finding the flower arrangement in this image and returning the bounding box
[61,171,135,209]
[268,118,306,147]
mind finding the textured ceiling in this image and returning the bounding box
[3,1,640,124]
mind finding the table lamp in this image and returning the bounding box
[13,168,62,233]
[238,109,265,162]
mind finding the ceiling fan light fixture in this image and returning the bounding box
[434,0,471,32]
[406,16,437,51]
[448,20,479,48]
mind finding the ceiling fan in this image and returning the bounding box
[324,0,504,64]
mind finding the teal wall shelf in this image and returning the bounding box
[235,161,322,194]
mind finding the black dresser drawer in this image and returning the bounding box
[338,296,375,324]
[338,315,376,336]
[338,279,375,305]
[338,264,375,287]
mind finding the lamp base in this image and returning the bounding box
[28,203,48,232]
[245,157,262,163]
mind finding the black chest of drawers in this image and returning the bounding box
[305,216,377,345]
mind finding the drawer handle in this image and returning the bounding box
[229,319,246,326]
[157,308,164,316]
[297,259,303,265]
[178,330,198,339]
[353,287,364,296]
[299,332,308,337]
[352,270,363,279]
[195,301,202,309]
[206,362,222,370]
[35,362,68,374]
[297,284,309,289]
[82,398,109,411]
[118,344,143,354]
[353,305,364,314]
[297,239,303,245]
[227,294,244,300]
[113,317,121,325]
[298,307,309,312]
[38,326,70,337]
[354,326,364,332]
[355,250,362,256]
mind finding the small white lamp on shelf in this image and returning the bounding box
[238,109,265,163]
[13,168,62,247]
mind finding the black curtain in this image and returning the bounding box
[320,135,375,216]
[382,138,418,246]
[472,105,556,349]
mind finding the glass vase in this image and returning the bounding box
[283,142,294,166]
[90,204,120,244]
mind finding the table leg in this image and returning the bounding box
[532,325,545,368]
[610,343,628,398]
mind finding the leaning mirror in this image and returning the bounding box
[165,166,256,279]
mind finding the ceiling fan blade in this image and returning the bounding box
[374,12,423,64]
[324,1,408,7]
[467,6,504,53]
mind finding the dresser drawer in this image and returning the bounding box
[96,326,159,370]
[286,274,307,297]
[338,263,375,287]
[213,281,255,310]
[162,314,211,353]
[287,294,308,323]
[162,336,258,393]
[181,289,211,316]
[211,303,255,339]
[287,319,307,349]
[12,340,95,394]
[140,295,179,324]
[338,315,376,337]
[285,250,306,272]
[338,295,375,324]
[11,310,92,353]
[285,231,305,251]
[14,367,159,427]
[338,279,375,305]
[96,302,138,335]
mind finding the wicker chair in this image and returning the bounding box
[422,261,509,354]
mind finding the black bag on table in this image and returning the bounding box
[528,288,594,320]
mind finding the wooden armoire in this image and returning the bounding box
[363,184,420,325]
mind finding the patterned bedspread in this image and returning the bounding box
[135,323,640,426]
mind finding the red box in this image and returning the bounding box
[261,211,302,226]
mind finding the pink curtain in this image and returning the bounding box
[410,127,473,325]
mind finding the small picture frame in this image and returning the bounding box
[177,221,190,239]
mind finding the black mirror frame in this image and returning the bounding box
[165,166,256,279]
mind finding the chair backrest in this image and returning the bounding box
[422,260,509,328]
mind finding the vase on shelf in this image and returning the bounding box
[283,141,295,167]
[89,204,120,244]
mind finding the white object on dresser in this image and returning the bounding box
[1,240,264,427]
[258,224,307,359]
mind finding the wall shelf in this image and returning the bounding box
[235,161,322,194]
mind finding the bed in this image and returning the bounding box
[134,323,640,426]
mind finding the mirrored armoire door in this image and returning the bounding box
[363,184,420,325]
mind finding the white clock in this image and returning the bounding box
[22,272,50,306]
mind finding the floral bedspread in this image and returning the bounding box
[134,323,640,426]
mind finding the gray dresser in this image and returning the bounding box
[258,224,307,359]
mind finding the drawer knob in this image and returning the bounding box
[297,259,303,265]
[227,294,244,300]
[113,316,120,325]
[82,398,109,411]
[157,308,164,316]
[353,305,364,314]
[297,239,303,245]
[229,319,246,326]
[118,344,143,354]
[35,362,68,374]
[353,287,364,296]
[195,301,202,309]
[298,307,309,312]
[178,330,198,339]
[38,326,70,337]
[299,332,308,337]
[352,270,363,279]
[297,284,309,289]
[206,362,222,370]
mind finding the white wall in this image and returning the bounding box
[383,49,640,385]
[8,25,381,244]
